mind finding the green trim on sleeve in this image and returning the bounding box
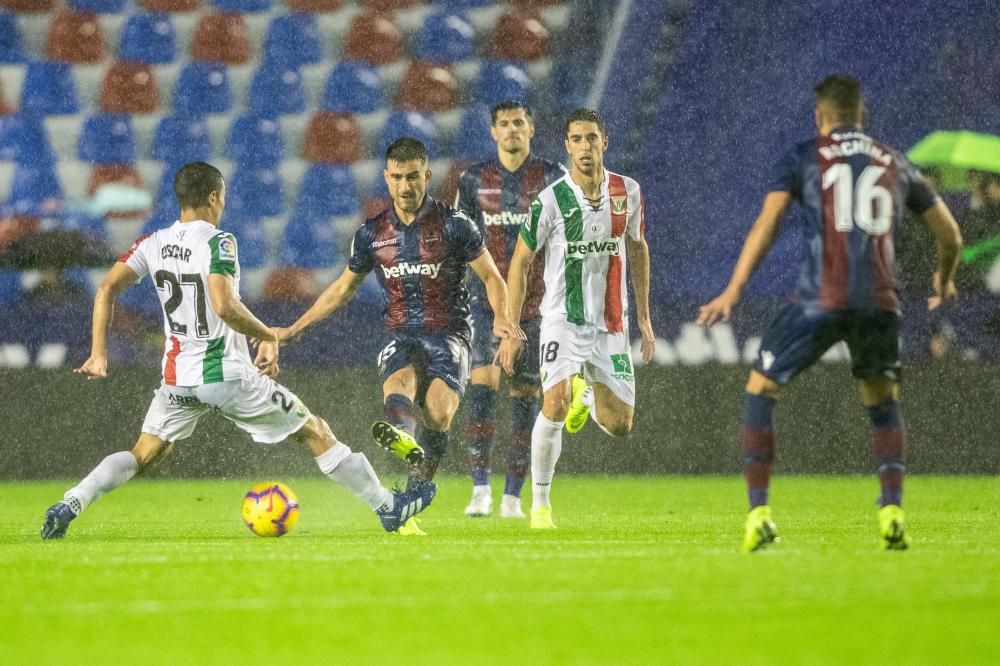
[208,233,238,277]
[520,199,543,251]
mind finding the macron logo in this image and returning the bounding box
[381,262,442,279]
[566,240,620,257]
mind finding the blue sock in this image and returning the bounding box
[743,393,776,509]
[505,395,537,497]
[465,384,496,487]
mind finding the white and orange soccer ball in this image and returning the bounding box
[242,482,300,537]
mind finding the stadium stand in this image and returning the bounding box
[45,8,106,64]
[342,11,404,66]
[99,61,159,113]
[191,11,252,64]
[78,113,136,164]
[21,61,79,115]
[262,13,323,67]
[118,11,178,64]
[302,111,361,164]
[226,114,283,166]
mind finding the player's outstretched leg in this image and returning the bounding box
[377,482,438,533]
[564,374,592,434]
[742,505,779,552]
[878,504,910,550]
[371,421,424,464]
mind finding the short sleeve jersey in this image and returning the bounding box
[520,170,644,332]
[455,155,566,320]
[120,220,254,386]
[348,196,486,340]
[769,124,939,312]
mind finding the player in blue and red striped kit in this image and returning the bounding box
[277,138,522,535]
[698,75,963,552]
[454,101,566,518]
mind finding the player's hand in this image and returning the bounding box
[493,317,526,342]
[494,336,524,375]
[696,289,740,327]
[638,317,656,364]
[74,354,108,380]
[928,271,958,311]
[251,327,295,348]
[254,340,280,378]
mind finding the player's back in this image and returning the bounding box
[774,125,938,312]
[120,220,253,385]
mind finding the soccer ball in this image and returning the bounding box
[242,482,300,537]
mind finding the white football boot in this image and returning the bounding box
[499,494,526,519]
[464,485,493,517]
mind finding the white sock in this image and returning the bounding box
[315,442,393,512]
[531,413,564,508]
[64,451,139,514]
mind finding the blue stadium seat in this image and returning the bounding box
[59,210,108,239]
[172,62,232,116]
[279,211,337,268]
[296,164,359,217]
[211,0,271,12]
[9,163,63,216]
[152,168,177,213]
[228,165,284,217]
[78,113,136,164]
[224,211,266,267]
[246,63,306,118]
[140,205,176,236]
[475,60,531,106]
[20,61,80,115]
[226,115,283,167]
[0,12,27,63]
[0,114,55,165]
[435,0,492,8]
[118,12,176,64]
[0,270,22,308]
[454,104,494,161]
[416,12,474,63]
[379,111,438,158]
[69,0,126,11]
[263,13,322,67]
[322,60,383,114]
[152,115,212,164]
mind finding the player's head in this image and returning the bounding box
[490,100,535,156]
[384,137,431,215]
[814,74,865,133]
[174,161,225,223]
[564,108,608,177]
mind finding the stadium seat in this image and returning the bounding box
[226,115,283,167]
[489,10,549,62]
[20,61,80,115]
[261,265,319,302]
[59,209,108,239]
[416,12,474,63]
[139,0,200,11]
[9,163,63,216]
[118,12,177,64]
[0,0,55,12]
[0,81,11,115]
[87,163,148,218]
[69,0,126,11]
[475,60,531,105]
[322,61,383,114]
[191,12,252,65]
[152,115,211,164]
[140,205,175,235]
[210,0,271,12]
[284,0,341,12]
[454,104,494,161]
[0,270,22,307]
[395,62,459,112]
[263,13,322,67]
[246,63,306,118]
[379,111,438,158]
[302,111,361,164]
[279,213,337,268]
[172,62,231,116]
[228,165,284,217]
[436,0,490,7]
[342,12,404,67]
[99,62,160,114]
[46,9,106,64]
[0,11,28,63]
[296,164,358,217]
[0,114,55,164]
[79,113,136,164]
[363,0,422,10]
[223,210,266,267]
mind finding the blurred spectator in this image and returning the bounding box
[957,171,1000,293]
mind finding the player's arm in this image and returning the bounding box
[468,250,524,342]
[74,262,141,380]
[208,274,281,377]
[625,234,655,363]
[495,237,536,374]
[922,199,963,310]
[281,266,367,343]
[697,191,792,326]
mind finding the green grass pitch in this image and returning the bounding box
[2,476,998,664]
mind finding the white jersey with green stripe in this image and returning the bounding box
[121,219,254,386]
[520,170,644,332]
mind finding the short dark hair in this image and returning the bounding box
[814,74,864,122]
[491,100,533,124]
[173,162,224,210]
[385,137,428,165]
[565,108,605,136]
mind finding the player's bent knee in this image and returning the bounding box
[131,434,172,472]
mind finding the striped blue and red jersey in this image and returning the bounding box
[349,196,486,340]
[455,155,565,320]
[770,124,939,313]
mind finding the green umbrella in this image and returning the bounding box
[907,130,1000,191]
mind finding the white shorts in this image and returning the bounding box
[141,373,311,444]
[538,316,636,406]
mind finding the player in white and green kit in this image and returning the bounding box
[498,109,656,528]
[41,162,434,539]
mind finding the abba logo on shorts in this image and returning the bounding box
[566,239,621,257]
[610,353,634,380]
[483,211,530,227]
[381,261,442,279]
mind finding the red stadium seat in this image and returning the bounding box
[489,10,549,62]
[363,0,422,10]
[99,62,160,114]
[138,0,200,11]
[191,12,252,65]
[0,0,55,12]
[0,80,12,115]
[262,266,320,303]
[395,61,458,112]
[0,214,40,250]
[88,164,148,219]
[46,9,107,64]
[342,12,403,67]
[302,111,361,164]
[284,0,342,11]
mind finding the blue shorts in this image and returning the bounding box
[754,303,901,384]
[470,304,541,387]
[376,330,471,398]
